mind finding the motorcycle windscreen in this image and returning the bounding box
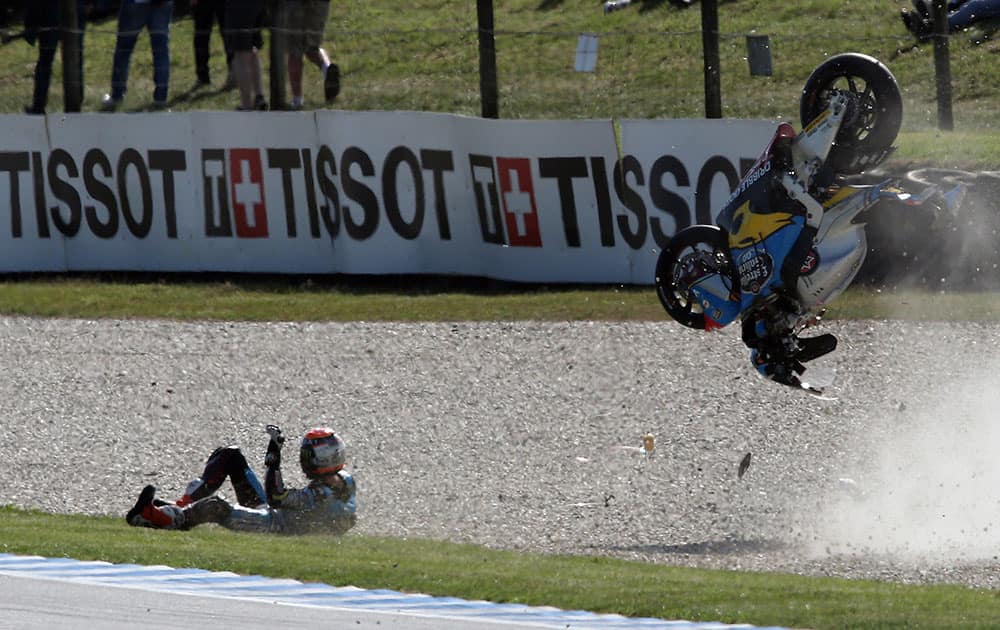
[715,122,796,233]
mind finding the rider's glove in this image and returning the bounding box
[264,424,285,469]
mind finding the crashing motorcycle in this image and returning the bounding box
[654,53,963,394]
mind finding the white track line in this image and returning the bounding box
[0,553,787,629]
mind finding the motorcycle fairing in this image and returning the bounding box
[687,271,742,330]
[712,122,815,316]
[716,122,798,234]
[681,204,808,333]
[796,182,909,310]
[730,212,808,311]
[682,122,807,331]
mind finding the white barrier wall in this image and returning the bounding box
[0,111,776,283]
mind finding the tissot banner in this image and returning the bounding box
[0,112,776,282]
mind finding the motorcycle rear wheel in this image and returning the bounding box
[654,225,738,330]
[799,52,902,175]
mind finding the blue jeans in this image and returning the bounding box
[110,0,173,102]
[29,0,86,112]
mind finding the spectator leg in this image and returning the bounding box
[193,0,213,83]
[305,46,330,72]
[214,0,234,74]
[287,52,304,99]
[30,29,60,112]
[148,1,173,103]
[110,5,146,101]
[233,50,256,108]
[250,49,264,99]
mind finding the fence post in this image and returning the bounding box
[268,0,288,110]
[60,0,82,113]
[701,0,722,119]
[931,0,953,130]
[477,0,499,119]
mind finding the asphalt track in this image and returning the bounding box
[0,574,536,630]
[0,554,785,630]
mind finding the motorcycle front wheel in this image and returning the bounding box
[800,52,902,175]
[654,225,738,330]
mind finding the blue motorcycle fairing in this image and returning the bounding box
[677,122,810,330]
[730,212,808,313]
[713,122,812,314]
[687,270,742,329]
[716,122,798,234]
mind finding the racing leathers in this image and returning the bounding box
[253,459,358,535]
[126,441,357,535]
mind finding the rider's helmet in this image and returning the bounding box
[299,428,347,478]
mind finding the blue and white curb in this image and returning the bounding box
[0,553,788,629]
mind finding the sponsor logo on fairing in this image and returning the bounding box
[725,159,772,207]
[737,248,773,295]
[800,248,820,275]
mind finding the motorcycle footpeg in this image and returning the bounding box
[795,333,837,363]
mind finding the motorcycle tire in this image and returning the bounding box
[799,52,902,175]
[654,225,737,330]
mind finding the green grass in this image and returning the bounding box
[0,276,667,320]
[3,1,1000,152]
[0,278,998,322]
[3,507,999,629]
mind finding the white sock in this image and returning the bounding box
[292,95,304,107]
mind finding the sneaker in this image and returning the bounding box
[152,99,170,111]
[100,94,121,112]
[125,485,157,527]
[254,94,268,111]
[288,101,304,111]
[23,104,44,115]
[324,63,341,103]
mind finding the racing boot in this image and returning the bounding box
[795,333,837,364]
[750,348,804,389]
[126,485,185,529]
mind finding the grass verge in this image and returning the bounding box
[2,507,999,629]
[0,277,998,322]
